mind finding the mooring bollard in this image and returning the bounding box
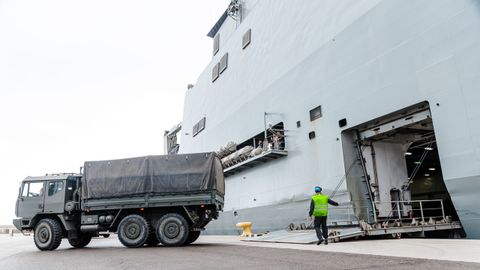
[236,222,253,237]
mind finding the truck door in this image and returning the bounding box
[43,180,65,213]
[17,181,45,218]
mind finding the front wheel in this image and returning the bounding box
[68,233,92,248]
[34,218,63,251]
[156,213,189,246]
[117,214,149,248]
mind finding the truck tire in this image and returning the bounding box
[34,218,63,251]
[117,214,149,248]
[68,233,92,248]
[156,213,189,246]
[145,221,159,246]
[183,231,201,246]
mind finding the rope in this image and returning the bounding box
[404,142,434,190]
[330,145,366,198]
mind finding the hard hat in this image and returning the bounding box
[314,186,322,193]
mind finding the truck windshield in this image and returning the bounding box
[24,182,44,197]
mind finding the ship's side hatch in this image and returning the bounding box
[341,102,463,237]
[218,122,288,177]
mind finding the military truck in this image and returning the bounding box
[13,153,224,251]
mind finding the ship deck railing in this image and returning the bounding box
[223,149,288,177]
[285,199,462,242]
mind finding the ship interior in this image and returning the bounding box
[220,122,287,177]
[236,122,286,151]
[341,102,463,237]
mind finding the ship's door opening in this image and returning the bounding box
[341,102,462,236]
[404,139,462,237]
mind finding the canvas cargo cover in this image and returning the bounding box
[82,152,224,199]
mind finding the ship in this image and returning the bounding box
[164,0,480,239]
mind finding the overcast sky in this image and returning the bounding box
[0,0,227,224]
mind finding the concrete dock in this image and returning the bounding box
[0,234,479,269]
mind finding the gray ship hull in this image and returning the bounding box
[176,0,480,238]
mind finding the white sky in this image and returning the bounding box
[0,0,228,224]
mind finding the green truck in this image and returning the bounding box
[13,153,225,251]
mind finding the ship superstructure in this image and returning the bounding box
[166,0,480,238]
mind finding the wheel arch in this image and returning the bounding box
[30,214,66,233]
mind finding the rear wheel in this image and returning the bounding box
[68,233,92,248]
[117,214,149,248]
[145,221,159,246]
[34,218,63,251]
[183,231,201,246]
[156,213,189,246]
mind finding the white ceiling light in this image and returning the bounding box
[428,168,436,171]
[405,152,412,155]
[425,147,433,151]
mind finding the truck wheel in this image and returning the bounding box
[34,218,63,251]
[156,213,189,246]
[117,214,149,248]
[145,220,159,247]
[183,231,201,246]
[68,233,92,248]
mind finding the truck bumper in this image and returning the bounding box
[12,219,22,231]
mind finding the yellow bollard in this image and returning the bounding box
[236,222,253,237]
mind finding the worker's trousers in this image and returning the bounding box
[314,216,328,240]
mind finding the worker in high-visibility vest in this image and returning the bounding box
[308,186,339,245]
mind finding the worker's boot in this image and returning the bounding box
[324,238,328,245]
[317,239,324,245]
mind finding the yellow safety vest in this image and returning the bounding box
[312,194,329,217]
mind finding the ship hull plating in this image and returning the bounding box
[179,0,480,238]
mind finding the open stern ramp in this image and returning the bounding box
[242,227,364,244]
[242,199,462,244]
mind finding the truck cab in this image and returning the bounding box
[14,174,81,233]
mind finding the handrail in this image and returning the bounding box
[374,199,446,222]
[325,199,447,224]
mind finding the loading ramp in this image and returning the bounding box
[242,227,364,244]
[242,199,462,244]
[242,222,461,244]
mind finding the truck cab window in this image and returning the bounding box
[21,183,29,197]
[66,179,77,201]
[48,181,64,196]
[28,182,44,197]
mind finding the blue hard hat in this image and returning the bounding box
[314,186,322,193]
